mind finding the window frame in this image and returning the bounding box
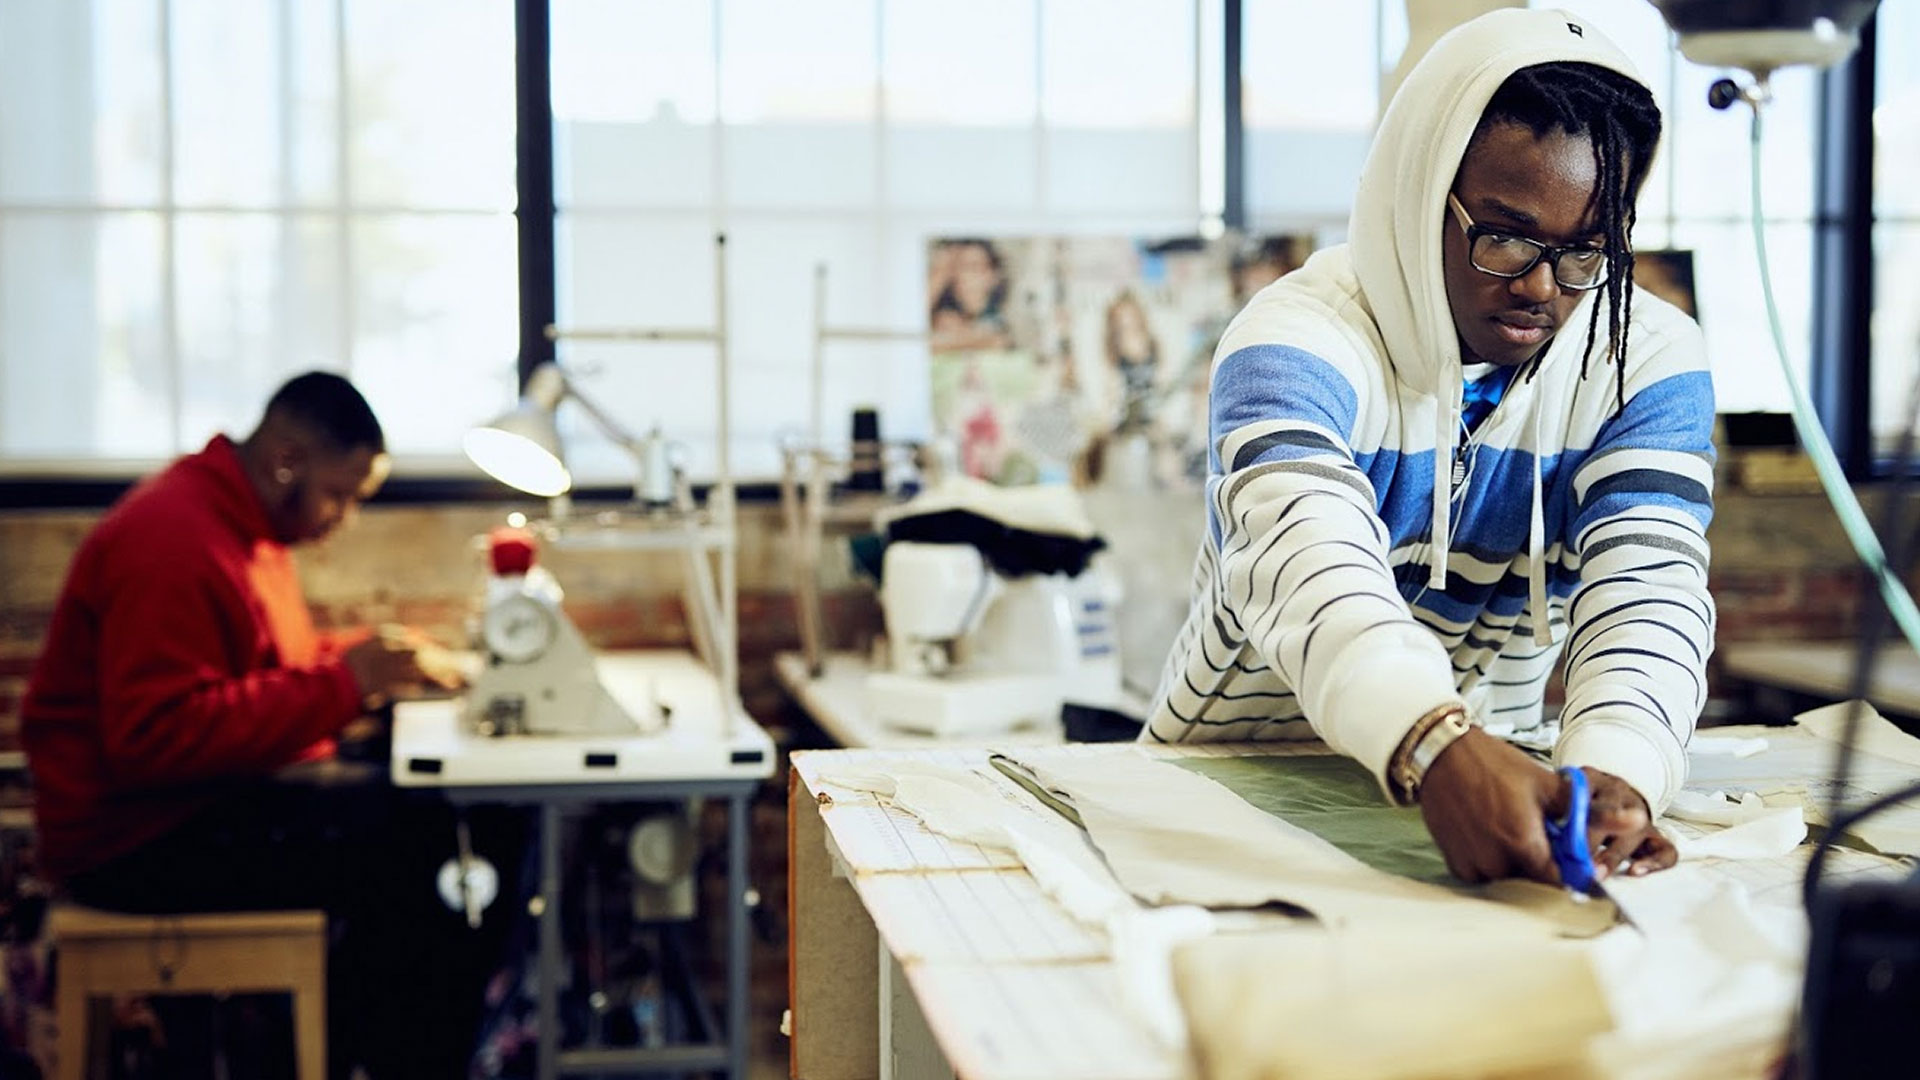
[4,0,1884,508]
[1813,11,1874,478]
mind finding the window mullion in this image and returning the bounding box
[335,0,353,380]
[160,0,182,454]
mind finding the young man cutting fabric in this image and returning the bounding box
[1146,9,1713,887]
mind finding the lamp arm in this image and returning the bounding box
[563,385,645,455]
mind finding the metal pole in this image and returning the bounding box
[715,234,739,729]
[516,0,557,389]
[812,263,828,452]
[1223,0,1245,231]
[727,790,751,1079]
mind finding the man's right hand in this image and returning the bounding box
[341,633,427,705]
[1417,727,1676,885]
[1416,727,1562,883]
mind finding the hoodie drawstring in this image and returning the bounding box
[1427,373,1456,591]
[1528,403,1551,647]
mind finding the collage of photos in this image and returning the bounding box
[926,233,1315,491]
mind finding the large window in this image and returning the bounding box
[1241,1,1821,417]
[3,1,1854,486]
[1241,0,1392,236]
[1537,1,1820,417]
[0,0,518,469]
[1873,1,1920,452]
[548,0,1205,484]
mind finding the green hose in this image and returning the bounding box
[1747,103,1920,649]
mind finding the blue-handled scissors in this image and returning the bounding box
[1545,766,1641,928]
[1544,765,1599,894]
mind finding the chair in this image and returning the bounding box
[48,904,326,1080]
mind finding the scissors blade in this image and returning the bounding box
[1547,766,1644,931]
[1589,877,1643,931]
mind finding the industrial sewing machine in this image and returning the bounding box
[866,536,1122,738]
[464,526,665,738]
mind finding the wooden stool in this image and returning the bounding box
[48,904,326,1080]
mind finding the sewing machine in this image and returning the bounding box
[865,540,1121,738]
[464,527,664,738]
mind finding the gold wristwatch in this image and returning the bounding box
[1389,704,1473,805]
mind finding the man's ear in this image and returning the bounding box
[266,435,310,485]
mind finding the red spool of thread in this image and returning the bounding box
[488,526,538,576]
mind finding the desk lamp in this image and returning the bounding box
[465,362,676,506]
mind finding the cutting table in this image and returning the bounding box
[788,732,1913,1080]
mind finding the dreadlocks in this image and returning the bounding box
[1471,61,1662,411]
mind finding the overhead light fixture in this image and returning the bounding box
[1647,0,1879,81]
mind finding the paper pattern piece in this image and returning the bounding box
[1010,746,1607,936]
[1665,791,1807,860]
[1686,705,1920,857]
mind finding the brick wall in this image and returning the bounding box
[0,501,885,751]
[0,485,1891,748]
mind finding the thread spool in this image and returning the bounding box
[848,407,884,491]
[637,426,675,507]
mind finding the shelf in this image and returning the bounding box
[772,650,1064,750]
[532,511,734,553]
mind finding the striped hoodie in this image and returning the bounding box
[1143,8,1715,815]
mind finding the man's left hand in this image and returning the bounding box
[1576,767,1677,881]
[1417,727,1677,885]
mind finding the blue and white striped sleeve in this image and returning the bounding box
[1557,351,1717,814]
[1173,341,1461,781]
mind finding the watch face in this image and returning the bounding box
[482,595,557,664]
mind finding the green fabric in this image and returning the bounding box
[1172,754,1453,885]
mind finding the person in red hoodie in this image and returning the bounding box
[23,371,519,1078]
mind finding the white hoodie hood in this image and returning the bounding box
[1348,8,1647,635]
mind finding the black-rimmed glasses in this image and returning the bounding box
[1446,193,1611,291]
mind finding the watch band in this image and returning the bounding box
[1389,704,1473,806]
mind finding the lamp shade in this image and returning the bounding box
[465,400,572,497]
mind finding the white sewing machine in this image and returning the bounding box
[392,527,773,787]
[464,528,664,738]
[866,540,1122,737]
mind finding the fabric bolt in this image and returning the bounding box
[1143,7,1715,817]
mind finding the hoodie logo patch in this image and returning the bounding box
[1567,22,1584,36]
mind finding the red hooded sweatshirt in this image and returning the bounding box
[22,435,362,881]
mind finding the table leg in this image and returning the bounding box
[538,802,561,1080]
[727,790,750,1079]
